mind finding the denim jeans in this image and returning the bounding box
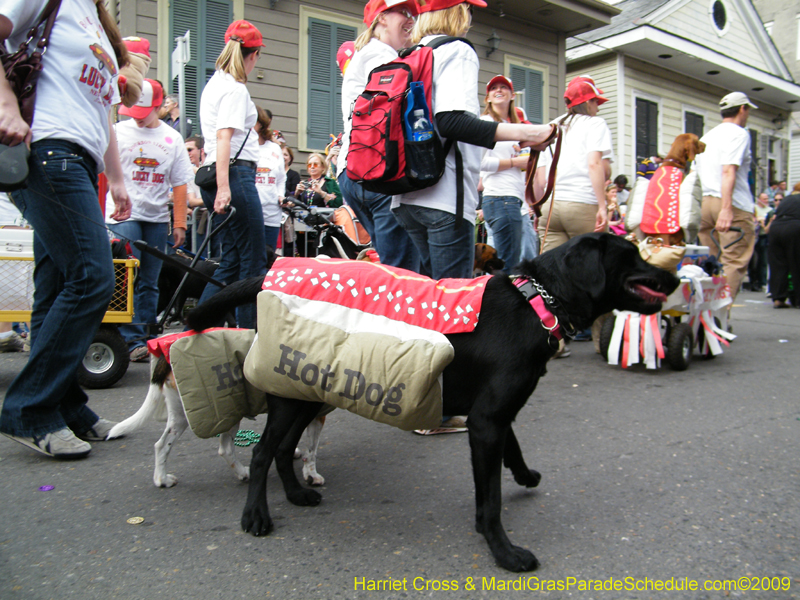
[264,225,280,251]
[108,220,169,350]
[338,172,420,272]
[0,140,112,437]
[519,214,539,262]
[482,195,523,269]
[392,204,473,279]
[198,163,267,329]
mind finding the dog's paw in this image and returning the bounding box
[286,488,322,507]
[514,469,541,488]
[242,504,273,536]
[236,466,250,482]
[303,465,325,486]
[154,474,178,488]
[495,546,540,572]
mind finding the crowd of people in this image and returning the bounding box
[1,0,799,458]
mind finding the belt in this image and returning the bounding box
[230,159,257,169]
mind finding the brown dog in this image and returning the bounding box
[474,243,505,274]
[644,133,706,247]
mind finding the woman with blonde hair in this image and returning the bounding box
[479,75,528,269]
[337,0,420,271]
[390,0,555,280]
[0,0,133,457]
[195,20,267,329]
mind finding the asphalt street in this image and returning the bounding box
[0,289,798,600]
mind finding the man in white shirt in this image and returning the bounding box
[694,92,757,303]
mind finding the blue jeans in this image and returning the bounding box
[520,213,539,262]
[392,204,473,279]
[264,225,280,251]
[338,172,420,272]
[482,195,523,269]
[1,140,112,437]
[198,163,267,329]
[108,220,169,350]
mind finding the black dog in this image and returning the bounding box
[186,233,679,572]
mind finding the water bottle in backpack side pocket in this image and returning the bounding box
[404,81,433,141]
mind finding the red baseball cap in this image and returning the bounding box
[363,0,420,25]
[224,20,265,48]
[118,79,163,119]
[418,0,487,14]
[122,36,150,58]
[486,75,513,94]
[564,75,607,109]
[337,41,355,75]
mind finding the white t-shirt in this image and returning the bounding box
[106,120,194,223]
[694,122,753,212]
[1,0,121,171]
[539,114,614,205]
[337,38,400,179]
[392,36,482,224]
[616,188,630,205]
[199,71,259,164]
[480,115,525,199]
[255,140,287,228]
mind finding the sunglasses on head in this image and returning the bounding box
[388,7,415,20]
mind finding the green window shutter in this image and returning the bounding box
[510,65,543,124]
[307,18,356,149]
[171,0,232,129]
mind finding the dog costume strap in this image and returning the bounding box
[511,277,562,341]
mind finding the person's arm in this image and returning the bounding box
[0,17,30,146]
[214,128,234,213]
[171,184,187,247]
[717,164,737,232]
[587,151,607,232]
[105,114,131,222]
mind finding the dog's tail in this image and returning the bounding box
[185,275,264,332]
[107,358,172,439]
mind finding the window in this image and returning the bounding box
[709,0,730,36]
[299,8,360,151]
[509,65,544,124]
[170,0,232,128]
[506,57,548,125]
[685,111,704,137]
[635,98,659,159]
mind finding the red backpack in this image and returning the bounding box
[346,37,471,203]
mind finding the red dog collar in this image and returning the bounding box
[511,277,562,341]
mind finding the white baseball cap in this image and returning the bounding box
[719,92,758,111]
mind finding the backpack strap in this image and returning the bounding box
[421,36,472,229]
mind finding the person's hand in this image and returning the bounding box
[172,227,186,248]
[295,181,306,195]
[311,179,326,195]
[715,206,733,233]
[594,207,608,232]
[476,209,484,224]
[0,108,31,147]
[108,181,131,221]
[214,185,231,214]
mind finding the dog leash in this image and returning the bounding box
[522,124,562,253]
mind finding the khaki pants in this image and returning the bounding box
[697,196,756,302]
[536,200,603,254]
[537,199,608,352]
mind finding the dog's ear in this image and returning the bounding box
[563,236,606,299]
[685,134,699,162]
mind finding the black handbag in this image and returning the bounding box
[195,130,251,191]
[0,0,62,192]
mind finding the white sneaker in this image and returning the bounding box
[2,427,91,459]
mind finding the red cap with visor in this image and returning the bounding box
[564,75,607,109]
[224,20,265,48]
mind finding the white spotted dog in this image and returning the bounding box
[108,356,327,488]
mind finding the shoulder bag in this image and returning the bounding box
[0,0,62,192]
[195,129,251,191]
